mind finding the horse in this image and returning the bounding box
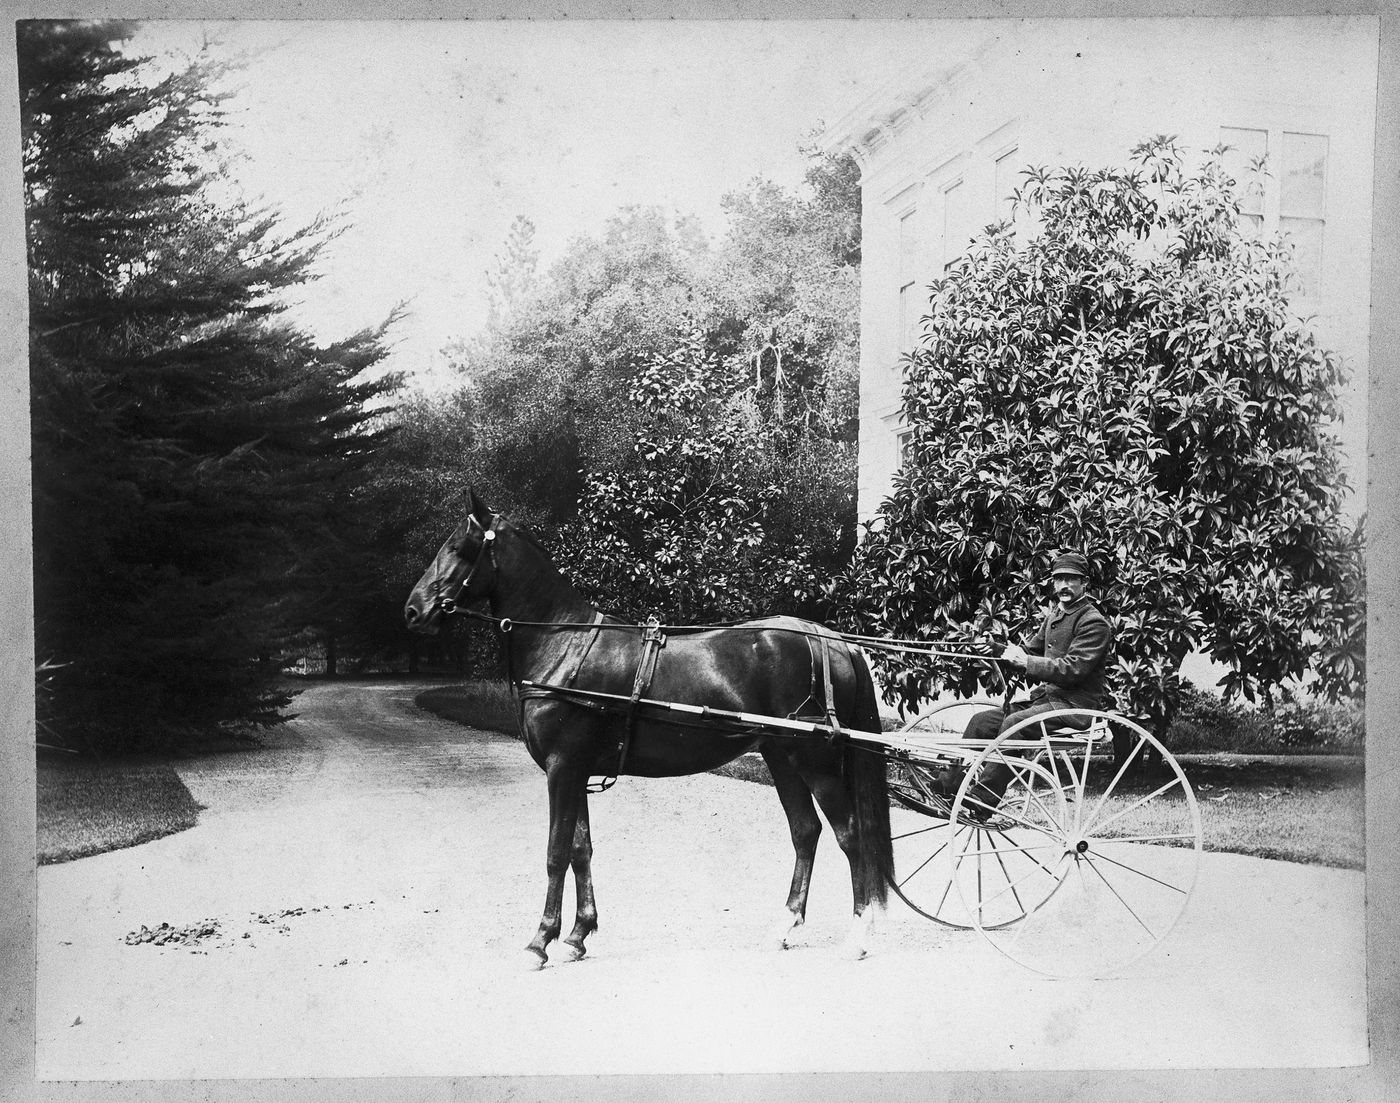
[403,490,893,968]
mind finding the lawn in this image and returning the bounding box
[36,756,203,865]
[715,749,1365,870]
[416,680,1365,870]
[413,682,520,735]
[34,680,1365,871]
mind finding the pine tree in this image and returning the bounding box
[22,20,398,750]
[484,215,540,326]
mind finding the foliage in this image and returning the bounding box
[23,20,398,750]
[1269,693,1365,751]
[402,150,864,622]
[836,136,1364,728]
[553,331,823,622]
[1168,683,1363,754]
[484,214,540,326]
[439,205,712,531]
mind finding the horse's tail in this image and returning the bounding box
[844,645,892,909]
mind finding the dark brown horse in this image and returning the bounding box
[404,491,892,967]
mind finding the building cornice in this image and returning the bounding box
[817,27,1014,169]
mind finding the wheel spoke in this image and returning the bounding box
[957,838,1063,859]
[1081,775,1185,838]
[984,830,1029,919]
[1082,733,1148,830]
[895,833,954,890]
[1070,737,1093,834]
[1081,854,1157,937]
[997,852,1073,945]
[1084,846,1192,896]
[957,789,1064,837]
[1005,756,1063,827]
[963,847,1069,915]
[891,820,947,843]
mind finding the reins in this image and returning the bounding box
[438,512,1009,666]
[436,512,1015,754]
[453,606,1009,666]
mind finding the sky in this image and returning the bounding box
[130,19,994,386]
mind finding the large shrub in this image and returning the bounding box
[837,136,1363,729]
[553,331,827,623]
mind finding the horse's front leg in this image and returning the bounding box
[560,795,598,961]
[525,762,587,969]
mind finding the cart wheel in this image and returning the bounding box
[948,709,1202,977]
[886,756,1069,929]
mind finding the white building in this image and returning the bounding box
[820,17,1377,522]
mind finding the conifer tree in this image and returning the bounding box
[22,20,398,750]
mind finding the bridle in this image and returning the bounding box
[435,515,500,617]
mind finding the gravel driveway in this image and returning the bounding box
[36,680,1367,1080]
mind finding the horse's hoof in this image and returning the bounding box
[840,942,869,961]
[562,941,587,962]
[769,912,804,950]
[523,948,548,971]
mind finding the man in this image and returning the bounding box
[950,551,1114,809]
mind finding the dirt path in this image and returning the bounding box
[35,680,1367,1080]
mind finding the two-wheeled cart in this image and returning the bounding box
[518,674,1203,979]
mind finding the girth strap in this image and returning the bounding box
[820,634,841,738]
[588,616,666,793]
[793,633,843,742]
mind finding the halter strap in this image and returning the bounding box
[439,516,499,614]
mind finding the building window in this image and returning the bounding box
[896,428,916,467]
[1220,126,1267,231]
[993,146,1019,224]
[1281,132,1328,299]
[941,177,973,271]
[1220,125,1328,299]
[898,207,923,355]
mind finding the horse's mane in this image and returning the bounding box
[502,516,551,557]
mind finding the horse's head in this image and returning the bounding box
[404,488,500,635]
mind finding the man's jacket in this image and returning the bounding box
[1021,594,1114,709]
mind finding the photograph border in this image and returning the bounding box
[3,2,1395,1100]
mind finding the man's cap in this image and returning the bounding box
[1050,551,1091,578]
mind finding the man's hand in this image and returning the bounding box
[1001,642,1029,669]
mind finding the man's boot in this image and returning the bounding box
[963,762,1014,821]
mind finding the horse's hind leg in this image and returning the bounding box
[799,760,874,960]
[759,741,822,949]
[561,795,598,961]
[525,763,587,969]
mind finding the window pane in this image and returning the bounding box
[899,281,919,353]
[994,148,1019,222]
[1282,132,1328,217]
[1220,126,1267,217]
[899,209,922,280]
[1281,216,1324,298]
[897,429,916,467]
[942,179,970,270]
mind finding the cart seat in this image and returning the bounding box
[1047,714,1113,743]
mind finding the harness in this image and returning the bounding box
[427,512,1012,792]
